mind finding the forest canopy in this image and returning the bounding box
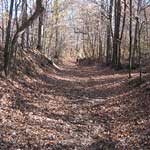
[0,0,150,76]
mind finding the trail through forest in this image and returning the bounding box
[0,62,149,150]
[1,0,150,149]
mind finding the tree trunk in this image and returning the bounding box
[3,0,14,76]
[21,0,28,48]
[129,0,132,78]
[117,0,126,69]
[106,0,113,65]
[132,20,138,67]
[4,0,44,76]
[139,25,142,82]
[132,0,142,67]
[1,0,5,43]
[112,0,121,68]
[37,13,43,50]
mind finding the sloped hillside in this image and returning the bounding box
[0,49,149,150]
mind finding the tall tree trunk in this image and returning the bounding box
[106,0,113,65]
[132,0,142,67]
[129,0,132,78]
[4,0,14,76]
[4,0,44,76]
[37,13,43,50]
[117,0,126,69]
[54,0,59,58]
[1,0,5,43]
[132,20,138,67]
[99,33,103,62]
[21,0,28,48]
[138,22,142,82]
[112,0,121,68]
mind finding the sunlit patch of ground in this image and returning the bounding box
[0,62,149,149]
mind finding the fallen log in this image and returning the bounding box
[47,59,62,71]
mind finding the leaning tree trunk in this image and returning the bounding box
[4,0,44,76]
[21,0,28,48]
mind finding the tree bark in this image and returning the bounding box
[106,0,113,65]
[3,0,14,76]
[117,0,126,69]
[4,0,44,76]
[112,0,121,68]
[129,0,132,78]
[37,13,43,50]
[1,0,5,43]
[21,0,28,47]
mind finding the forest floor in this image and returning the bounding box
[0,50,150,150]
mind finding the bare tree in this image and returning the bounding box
[3,0,15,76]
[4,0,44,76]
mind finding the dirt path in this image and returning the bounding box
[0,64,149,150]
